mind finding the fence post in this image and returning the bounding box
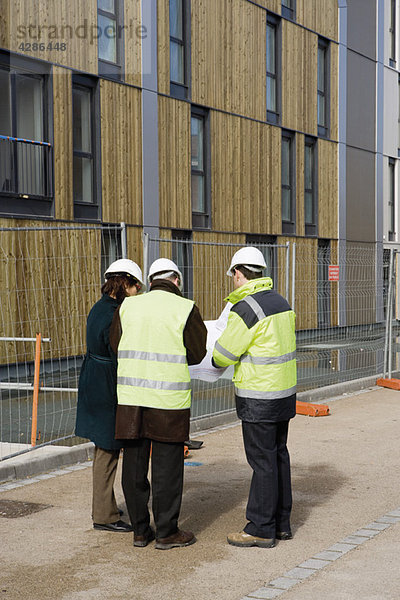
[120,222,127,259]
[30,333,42,447]
[285,241,290,302]
[142,231,149,281]
[291,242,296,312]
[383,248,394,378]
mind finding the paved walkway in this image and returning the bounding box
[1,386,399,600]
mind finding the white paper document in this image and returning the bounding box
[189,303,233,382]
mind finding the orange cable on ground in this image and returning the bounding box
[296,400,330,417]
[30,333,42,446]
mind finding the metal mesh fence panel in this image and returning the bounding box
[0,224,124,459]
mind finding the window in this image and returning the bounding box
[170,0,190,99]
[304,137,318,236]
[97,0,123,79]
[281,0,296,20]
[266,14,280,124]
[246,234,278,287]
[281,131,295,234]
[0,53,53,217]
[318,38,330,137]
[191,107,210,229]
[390,0,396,67]
[317,239,330,328]
[101,227,122,278]
[172,230,193,298]
[73,75,100,220]
[389,158,396,241]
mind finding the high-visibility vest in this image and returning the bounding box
[213,279,297,400]
[117,290,195,410]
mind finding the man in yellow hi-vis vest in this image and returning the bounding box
[110,258,207,550]
[213,247,297,549]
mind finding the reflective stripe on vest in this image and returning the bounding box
[235,385,297,399]
[118,376,191,391]
[240,350,296,365]
[118,350,187,364]
[214,341,240,362]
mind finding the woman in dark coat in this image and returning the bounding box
[75,258,145,532]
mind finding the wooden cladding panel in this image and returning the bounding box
[192,0,266,120]
[255,0,281,13]
[100,80,143,225]
[127,226,144,269]
[158,96,191,229]
[0,220,100,364]
[193,231,245,320]
[282,22,317,135]
[318,140,338,239]
[125,0,142,87]
[212,111,281,235]
[158,0,170,95]
[53,67,73,221]
[291,236,318,330]
[7,0,97,73]
[297,0,338,42]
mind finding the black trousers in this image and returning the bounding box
[122,439,184,539]
[242,420,292,539]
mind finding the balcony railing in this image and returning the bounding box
[0,135,53,199]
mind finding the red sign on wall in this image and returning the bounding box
[328,265,340,281]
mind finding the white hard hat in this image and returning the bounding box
[104,259,145,288]
[227,247,267,276]
[148,258,183,285]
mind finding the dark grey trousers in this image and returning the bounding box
[242,420,292,539]
[122,439,184,539]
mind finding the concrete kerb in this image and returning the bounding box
[0,375,390,484]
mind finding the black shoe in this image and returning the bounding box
[184,440,204,450]
[93,520,133,532]
[276,531,293,540]
[134,528,155,547]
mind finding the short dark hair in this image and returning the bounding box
[233,265,263,280]
[101,274,137,304]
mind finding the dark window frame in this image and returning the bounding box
[0,50,54,218]
[172,229,193,299]
[281,0,296,21]
[281,129,296,235]
[246,234,278,288]
[72,74,102,221]
[266,13,281,125]
[191,105,211,230]
[390,0,396,67]
[169,0,191,100]
[388,157,395,241]
[97,0,124,81]
[304,136,318,237]
[317,238,331,328]
[317,36,330,138]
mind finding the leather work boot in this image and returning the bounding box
[155,529,196,550]
[134,528,155,547]
[276,531,293,540]
[227,530,275,548]
[93,520,133,532]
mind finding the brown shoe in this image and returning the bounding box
[227,530,275,548]
[134,528,155,547]
[155,529,196,550]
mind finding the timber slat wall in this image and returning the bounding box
[191,0,266,121]
[125,0,142,87]
[318,140,338,239]
[297,0,339,41]
[158,96,191,229]
[53,67,73,221]
[7,0,98,74]
[158,0,170,95]
[212,112,281,234]
[100,80,143,225]
[282,21,318,135]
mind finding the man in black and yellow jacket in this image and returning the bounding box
[213,247,297,548]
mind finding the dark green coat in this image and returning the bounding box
[75,294,123,450]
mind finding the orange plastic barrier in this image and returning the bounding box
[296,400,330,417]
[376,377,400,390]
